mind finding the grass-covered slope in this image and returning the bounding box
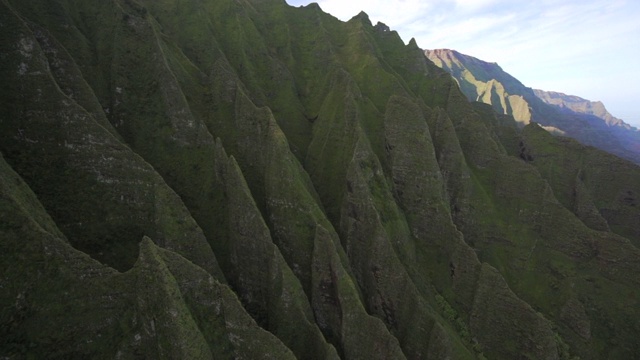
[0,151,297,359]
[1,0,639,358]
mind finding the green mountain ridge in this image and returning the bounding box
[425,48,640,165]
[1,0,639,358]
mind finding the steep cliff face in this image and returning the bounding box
[533,90,625,127]
[534,89,640,155]
[426,49,640,165]
[425,49,533,124]
[1,0,639,359]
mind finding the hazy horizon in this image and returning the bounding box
[286,0,640,128]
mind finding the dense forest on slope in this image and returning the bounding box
[425,49,640,165]
[1,0,640,359]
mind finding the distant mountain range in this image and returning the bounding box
[425,49,640,164]
[533,90,628,128]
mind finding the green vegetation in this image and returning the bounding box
[1,0,639,359]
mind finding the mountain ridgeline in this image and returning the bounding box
[425,49,640,165]
[1,0,640,359]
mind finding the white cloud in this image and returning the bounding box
[310,0,435,28]
[453,0,505,13]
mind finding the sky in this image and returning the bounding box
[286,0,640,127]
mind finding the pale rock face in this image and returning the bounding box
[533,89,627,127]
[425,48,640,165]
